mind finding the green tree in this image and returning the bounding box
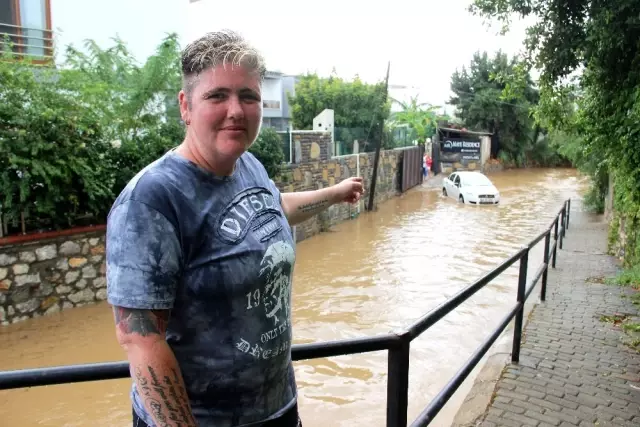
[470,0,640,264]
[59,33,183,143]
[389,96,440,143]
[288,73,391,151]
[249,127,285,178]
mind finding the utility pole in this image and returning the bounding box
[367,61,391,212]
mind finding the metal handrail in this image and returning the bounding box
[0,199,572,427]
[0,22,54,33]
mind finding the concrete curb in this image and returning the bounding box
[450,296,540,426]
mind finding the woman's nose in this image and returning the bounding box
[226,95,245,118]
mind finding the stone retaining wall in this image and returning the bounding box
[274,149,403,242]
[0,230,106,325]
[292,131,331,163]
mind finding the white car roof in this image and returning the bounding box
[453,171,485,176]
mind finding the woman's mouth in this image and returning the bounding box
[222,126,246,132]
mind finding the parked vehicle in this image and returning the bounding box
[442,171,500,205]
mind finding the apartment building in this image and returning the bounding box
[262,70,298,131]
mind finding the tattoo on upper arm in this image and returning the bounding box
[297,199,329,213]
[113,307,169,337]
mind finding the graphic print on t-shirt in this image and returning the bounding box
[235,240,295,360]
[216,187,283,245]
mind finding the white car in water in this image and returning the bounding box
[442,171,500,205]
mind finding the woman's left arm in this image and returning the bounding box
[280,177,364,226]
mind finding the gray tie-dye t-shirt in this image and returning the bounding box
[106,150,297,427]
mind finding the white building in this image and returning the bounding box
[261,70,298,131]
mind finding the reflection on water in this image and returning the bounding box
[0,168,588,427]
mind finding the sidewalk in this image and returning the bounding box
[479,200,640,427]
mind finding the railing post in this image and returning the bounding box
[387,336,410,427]
[566,199,571,230]
[541,231,551,301]
[512,247,529,363]
[552,218,559,268]
[559,206,565,250]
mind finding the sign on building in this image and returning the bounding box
[440,138,481,162]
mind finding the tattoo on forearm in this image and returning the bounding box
[297,199,329,213]
[135,366,197,427]
[114,307,169,337]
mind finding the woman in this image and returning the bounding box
[106,30,364,427]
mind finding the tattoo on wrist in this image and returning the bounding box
[298,199,329,213]
[135,366,197,427]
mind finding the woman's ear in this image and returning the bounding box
[178,90,190,124]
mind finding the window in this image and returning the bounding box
[463,173,492,187]
[0,0,52,61]
[262,100,281,109]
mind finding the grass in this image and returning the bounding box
[604,264,640,288]
[605,264,640,307]
[600,264,640,352]
[599,314,629,325]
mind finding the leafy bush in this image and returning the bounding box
[0,35,183,233]
[0,52,113,229]
[249,127,285,178]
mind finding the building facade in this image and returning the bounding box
[0,0,53,63]
[261,70,298,131]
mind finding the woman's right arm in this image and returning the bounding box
[113,306,197,427]
[106,198,195,426]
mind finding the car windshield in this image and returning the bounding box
[463,174,492,186]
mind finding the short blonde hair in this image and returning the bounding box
[181,30,266,101]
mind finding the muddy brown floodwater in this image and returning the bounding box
[0,168,588,427]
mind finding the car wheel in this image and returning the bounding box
[459,195,464,204]
[442,188,447,196]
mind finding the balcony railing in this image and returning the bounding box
[0,22,54,62]
[0,200,572,426]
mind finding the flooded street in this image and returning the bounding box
[0,168,588,427]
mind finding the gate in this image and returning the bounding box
[401,145,424,193]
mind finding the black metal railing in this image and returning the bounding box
[0,199,572,427]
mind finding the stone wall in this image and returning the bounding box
[481,159,505,174]
[0,229,106,325]
[605,173,615,222]
[274,148,404,242]
[440,159,482,174]
[292,131,332,163]
[606,175,635,264]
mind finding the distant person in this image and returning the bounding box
[106,30,364,427]
[423,153,433,181]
